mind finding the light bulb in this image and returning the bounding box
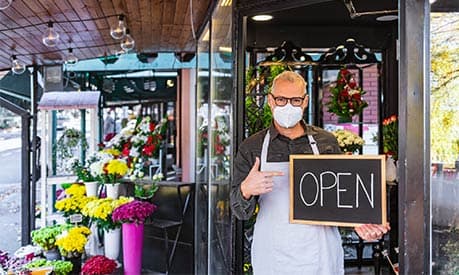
[0,0,12,10]
[110,15,126,39]
[120,29,135,51]
[65,48,78,65]
[42,21,59,47]
[11,55,26,75]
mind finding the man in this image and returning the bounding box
[230,71,389,274]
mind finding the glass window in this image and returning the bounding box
[430,12,459,274]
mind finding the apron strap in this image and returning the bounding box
[308,135,320,155]
[260,131,271,171]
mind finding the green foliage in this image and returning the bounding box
[430,14,459,164]
[244,65,288,136]
[25,259,73,275]
[134,183,159,200]
[54,128,88,159]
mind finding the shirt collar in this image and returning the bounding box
[269,120,318,141]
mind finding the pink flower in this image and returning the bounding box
[112,200,157,224]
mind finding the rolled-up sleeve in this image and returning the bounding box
[230,141,258,220]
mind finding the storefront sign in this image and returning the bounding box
[289,155,387,227]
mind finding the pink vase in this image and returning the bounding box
[122,223,144,275]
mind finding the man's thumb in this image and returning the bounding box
[251,157,260,172]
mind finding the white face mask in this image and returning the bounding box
[273,103,303,128]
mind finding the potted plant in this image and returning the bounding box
[89,149,129,199]
[82,197,133,260]
[71,159,98,197]
[112,200,157,275]
[31,224,71,260]
[55,183,96,226]
[81,255,118,275]
[55,226,91,274]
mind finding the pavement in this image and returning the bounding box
[0,128,22,254]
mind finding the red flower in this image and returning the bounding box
[142,144,156,156]
[122,143,131,157]
[82,255,117,275]
[147,135,154,145]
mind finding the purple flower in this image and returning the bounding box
[112,200,157,224]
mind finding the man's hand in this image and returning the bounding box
[354,223,391,241]
[240,157,283,200]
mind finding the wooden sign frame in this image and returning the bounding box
[289,154,387,227]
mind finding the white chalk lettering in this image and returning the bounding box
[337,172,353,208]
[299,172,319,206]
[320,171,337,206]
[356,173,374,208]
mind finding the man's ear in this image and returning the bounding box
[267,94,275,109]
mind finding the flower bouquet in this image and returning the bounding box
[89,149,129,185]
[332,129,365,154]
[55,184,96,225]
[55,226,91,258]
[82,197,133,231]
[112,200,158,274]
[81,255,117,275]
[31,224,71,259]
[326,68,368,122]
[382,114,398,160]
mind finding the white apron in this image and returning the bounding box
[251,132,344,275]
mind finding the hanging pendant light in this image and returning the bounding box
[120,29,135,51]
[0,0,12,10]
[110,14,126,39]
[65,48,78,65]
[11,55,26,75]
[42,21,59,47]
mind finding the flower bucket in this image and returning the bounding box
[106,183,120,199]
[84,181,99,197]
[86,223,103,256]
[65,255,82,274]
[43,247,61,261]
[122,223,144,275]
[104,228,121,260]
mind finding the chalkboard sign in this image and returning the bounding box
[289,155,387,227]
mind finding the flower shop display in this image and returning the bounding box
[0,249,34,274]
[112,200,158,275]
[82,197,133,260]
[81,255,117,275]
[24,259,73,275]
[326,68,368,122]
[31,224,71,260]
[55,226,91,274]
[54,128,89,175]
[332,129,365,154]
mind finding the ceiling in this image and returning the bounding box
[0,0,212,71]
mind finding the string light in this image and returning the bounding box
[0,0,12,10]
[42,21,59,47]
[120,29,135,51]
[11,55,26,75]
[110,14,126,40]
[65,48,78,65]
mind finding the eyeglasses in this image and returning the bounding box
[269,93,306,107]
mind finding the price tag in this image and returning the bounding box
[69,214,83,224]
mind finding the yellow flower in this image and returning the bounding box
[106,159,128,177]
[65,184,86,197]
[55,195,96,215]
[55,226,90,256]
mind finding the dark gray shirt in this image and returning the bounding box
[230,122,342,220]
